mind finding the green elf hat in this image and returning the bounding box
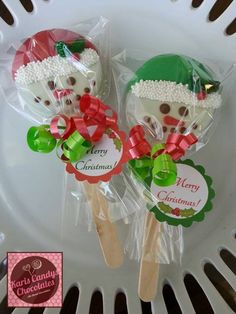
[128,54,222,108]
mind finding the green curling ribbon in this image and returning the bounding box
[62,130,92,162]
[151,144,177,187]
[129,157,153,182]
[55,40,85,57]
[27,125,57,153]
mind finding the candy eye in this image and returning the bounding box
[48,80,56,90]
[34,96,41,103]
[84,87,90,93]
[67,77,76,86]
[160,103,170,114]
[180,127,186,134]
[162,126,167,133]
[44,100,50,106]
[66,99,72,105]
[193,123,198,130]
[178,106,189,117]
[143,116,151,123]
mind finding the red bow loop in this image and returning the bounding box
[50,114,73,140]
[128,125,151,159]
[165,133,198,160]
[80,94,117,129]
[80,94,105,123]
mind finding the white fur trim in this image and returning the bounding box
[131,80,222,108]
[15,48,99,85]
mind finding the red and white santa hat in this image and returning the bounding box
[12,28,100,86]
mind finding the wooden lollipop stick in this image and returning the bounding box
[138,211,160,302]
[83,182,124,268]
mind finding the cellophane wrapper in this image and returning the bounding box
[112,50,234,263]
[0,17,135,233]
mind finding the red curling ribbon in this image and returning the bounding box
[128,125,151,159]
[50,94,118,144]
[80,94,117,126]
[50,115,73,140]
[153,133,198,160]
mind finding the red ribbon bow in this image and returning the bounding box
[50,94,117,143]
[128,125,151,159]
[153,133,198,160]
[128,125,198,161]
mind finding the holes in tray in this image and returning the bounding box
[140,300,152,314]
[0,258,7,281]
[204,262,236,312]
[0,0,14,25]
[208,0,234,22]
[184,273,214,314]
[115,292,128,314]
[89,290,103,314]
[219,248,236,275]
[191,0,204,8]
[60,286,79,314]
[28,308,45,314]
[0,296,14,314]
[226,18,236,35]
[19,0,34,12]
[162,283,182,314]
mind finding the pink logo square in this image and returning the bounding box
[7,252,63,308]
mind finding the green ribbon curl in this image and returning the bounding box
[27,125,57,153]
[27,126,92,163]
[151,143,177,187]
[62,130,92,162]
[129,143,177,187]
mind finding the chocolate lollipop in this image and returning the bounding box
[12,28,123,268]
[12,28,102,121]
[125,54,222,301]
[126,54,221,143]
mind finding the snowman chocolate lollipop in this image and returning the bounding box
[12,28,102,122]
[126,54,222,144]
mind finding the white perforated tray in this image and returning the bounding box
[0,1,235,313]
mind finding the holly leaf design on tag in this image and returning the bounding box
[158,202,196,217]
[104,128,112,135]
[180,208,196,217]
[113,138,122,152]
[105,129,122,152]
[158,202,172,213]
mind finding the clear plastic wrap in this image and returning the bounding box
[0,17,135,268]
[125,210,183,264]
[0,17,120,227]
[113,51,223,149]
[112,50,231,265]
[1,16,110,124]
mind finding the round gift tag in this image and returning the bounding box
[150,159,215,227]
[66,126,129,183]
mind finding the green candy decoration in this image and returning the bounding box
[55,39,85,58]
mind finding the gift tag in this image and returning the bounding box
[150,160,215,227]
[66,126,129,183]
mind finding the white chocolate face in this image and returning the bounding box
[126,92,215,141]
[17,61,102,120]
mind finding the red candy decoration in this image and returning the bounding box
[197,91,207,100]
